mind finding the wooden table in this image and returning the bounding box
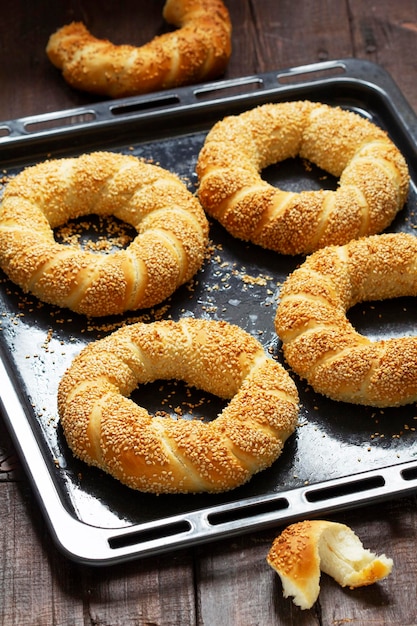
[2,1,417,624]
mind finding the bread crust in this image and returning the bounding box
[275,232,417,406]
[196,101,409,255]
[57,318,299,494]
[46,0,232,98]
[0,151,209,317]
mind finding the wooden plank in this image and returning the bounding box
[246,0,352,72]
[1,481,196,626]
[1,482,85,625]
[349,0,417,109]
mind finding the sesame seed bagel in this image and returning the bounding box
[275,232,417,407]
[196,101,409,255]
[0,151,209,317]
[57,318,299,494]
[46,0,231,98]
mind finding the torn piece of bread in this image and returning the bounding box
[266,520,393,610]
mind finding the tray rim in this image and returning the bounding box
[2,57,417,565]
[1,58,417,157]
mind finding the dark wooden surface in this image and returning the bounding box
[2,1,417,624]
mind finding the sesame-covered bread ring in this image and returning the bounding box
[196,101,409,255]
[275,232,417,407]
[46,0,231,98]
[0,151,209,317]
[57,318,299,494]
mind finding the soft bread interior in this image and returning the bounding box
[318,523,393,588]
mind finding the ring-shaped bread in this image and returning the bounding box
[275,232,417,407]
[57,318,299,494]
[196,101,410,255]
[0,151,209,317]
[46,0,232,98]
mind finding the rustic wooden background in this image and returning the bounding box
[2,1,417,624]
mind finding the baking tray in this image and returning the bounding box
[2,58,417,566]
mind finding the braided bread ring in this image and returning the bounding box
[46,0,232,98]
[0,151,209,317]
[57,318,299,494]
[196,101,409,255]
[275,232,417,407]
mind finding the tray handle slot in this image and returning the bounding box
[22,111,97,134]
[108,519,191,550]
[277,61,347,85]
[401,465,417,481]
[109,94,181,117]
[193,76,264,101]
[305,475,385,502]
[207,497,289,526]
[304,474,385,503]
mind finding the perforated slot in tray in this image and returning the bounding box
[99,462,417,563]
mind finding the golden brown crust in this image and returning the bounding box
[46,0,232,98]
[57,318,299,494]
[196,101,409,255]
[267,520,393,610]
[275,232,417,406]
[0,151,209,317]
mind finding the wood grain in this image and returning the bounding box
[2,1,417,624]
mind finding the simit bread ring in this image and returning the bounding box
[275,232,417,407]
[267,520,393,610]
[57,318,299,494]
[196,101,409,255]
[0,151,209,317]
[46,0,232,98]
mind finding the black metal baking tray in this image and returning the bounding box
[2,58,417,565]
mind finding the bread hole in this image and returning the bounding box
[54,214,136,253]
[347,296,417,341]
[130,378,227,423]
[262,156,338,193]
